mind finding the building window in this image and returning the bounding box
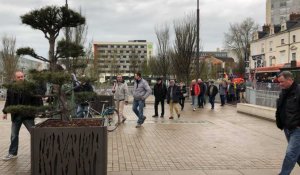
[123,66,126,68]
[280,50,286,64]
[281,39,285,45]
[261,43,264,53]
[269,41,273,51]
[280,2,286,7]
[292,53,296,61]
[293,35,296,43]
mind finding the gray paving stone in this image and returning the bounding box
[132,170,169,175]
[169,170,206,175]
[0,99,298,175]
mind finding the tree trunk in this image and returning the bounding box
[49,36,56,71]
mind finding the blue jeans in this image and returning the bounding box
[220,95,226,105]
[191,96,198,109]
[209,96,215,109]
[9,115,34,155]
[76,104,89,118]
[280,128,300,175]
[132,99,145,124]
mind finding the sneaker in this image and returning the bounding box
[169,116,174,119]
[136,124,142,128]
[2,154,17,161]
[193,108,196,111]
[141,116,146,124]
[121,118,127,123]
[152,115,158,118]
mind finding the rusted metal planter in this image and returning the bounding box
[31,119,107,175]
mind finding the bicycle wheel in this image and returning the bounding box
[104,108,119,132]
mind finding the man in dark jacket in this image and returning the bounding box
[153,77,167,118]
[2,71,43,161]
[207,81,218,110]
[276,71,300,175]
[166,80,181,119]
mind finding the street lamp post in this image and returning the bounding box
[196,0,200,79]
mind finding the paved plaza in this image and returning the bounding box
[0,98,300,175]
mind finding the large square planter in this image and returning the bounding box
[31,119,107,175]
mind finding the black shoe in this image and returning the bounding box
[152,115,158,118]
[178,114,181,118]
[160,115,164,118]
[141,116,146,124]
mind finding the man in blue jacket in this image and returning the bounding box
[132,72,152,128]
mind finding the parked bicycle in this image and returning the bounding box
[80,100,119,132]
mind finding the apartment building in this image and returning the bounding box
[266,0,300,25]
[93,40,153,82]
[250,15,300,70]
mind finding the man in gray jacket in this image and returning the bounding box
[132,72,152,128]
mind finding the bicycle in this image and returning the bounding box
[81,100,120,132]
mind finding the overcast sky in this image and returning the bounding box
[0,0,265,58]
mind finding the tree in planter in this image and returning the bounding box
[4,5,108,175]
[17,5,85,71]
[14,5,86,121]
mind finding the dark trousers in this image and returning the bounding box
[209,96,216,109]
[154,99,165,116]
[220,95,226,105]
[9,116,34,155]
[179,97,185,110]
[198,94,205,107]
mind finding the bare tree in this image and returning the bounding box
[148,56,160,77]
[172,13,197,84]
[155,24,171,79]
[224,18,258,75]
[0,35,19,83]
[62,8,88,74]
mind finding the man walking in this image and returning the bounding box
[207,81,218,110]
[112,74,129,123]
[2,71,43,161]
[276,71,300,175]
[166,80,181,119]
[132,72,152,128]
[152,77,167,118]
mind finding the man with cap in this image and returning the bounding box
[153,77,167,118]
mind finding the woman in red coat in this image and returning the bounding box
[190,79,200,111]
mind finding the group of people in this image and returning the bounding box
[3,70,300,175]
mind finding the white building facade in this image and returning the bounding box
[93,40,153,82]
[250,19,300,70]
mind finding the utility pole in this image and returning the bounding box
[196,0,200,79]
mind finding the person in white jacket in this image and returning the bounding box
[112,75,129,124]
